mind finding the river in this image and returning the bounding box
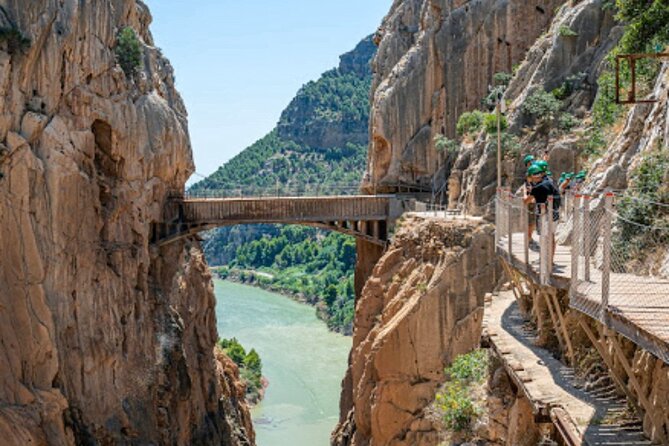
[215,280,351,446]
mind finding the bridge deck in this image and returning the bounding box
[498,233,669,364]
[155,194,410,247]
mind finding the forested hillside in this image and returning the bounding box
[192,36,375,334]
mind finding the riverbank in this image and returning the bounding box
[215,280,351,446]
[211,266,351,335]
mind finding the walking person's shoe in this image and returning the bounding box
[529,240,540,251]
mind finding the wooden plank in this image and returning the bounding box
[549,289,575,366]
[607,333,653,416]
[578,318,644,417]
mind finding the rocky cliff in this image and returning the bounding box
[0,1,252,444]
[333,216,498,446]
[364,0,563,192]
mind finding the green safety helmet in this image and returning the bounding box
[523,154,535,164]
[547,171,553,177]
[565,173,574,179]
[559,173,566,179]
[535,160,549,172]
[528,164,543,176]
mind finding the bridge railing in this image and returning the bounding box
[178,182,435,200]
[497,188,669,330]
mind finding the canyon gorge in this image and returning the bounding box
[1,0,668,445]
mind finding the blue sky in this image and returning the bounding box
[145,0,390,180]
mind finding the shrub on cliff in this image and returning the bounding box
[435,349,488,433]
[116,27,142,77]
[218,338,264,401]
[456,110,485,136]
[613,148,669,274]
[522,90,561,125]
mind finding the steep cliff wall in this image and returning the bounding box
[364,0,563,192]
[0,1,252,444]
[333,216,498,446]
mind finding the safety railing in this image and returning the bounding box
[495,189,557,285]
[497,187,669,348]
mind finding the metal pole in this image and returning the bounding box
[522,196,529,266]
[495,189,500,249]
[507,191,513,257]
[571,195,581,295]
[548,196,554,274]
[601,191,614,323]
[539,203,547,285]
[497,102,502,190]
[583,195,591,282]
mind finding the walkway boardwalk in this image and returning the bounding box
[496,191,669,364]
[484,291,651,445]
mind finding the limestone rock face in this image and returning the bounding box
[364,0,562,192]
[333,217,499,446]
[0,1,252,445]
[454,0,618,213]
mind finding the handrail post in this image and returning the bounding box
[539,203,547,285]
[601,191,614,323]
[548,196,554,274]
[571,194,581,295]
[507,191,513,258]
[521,196,529,266]
[583,195,591,282]
[495,189,500,249]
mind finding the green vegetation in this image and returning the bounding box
[191,131,367,192]
[218,338,264,401]
[456,110,485,136]
[115,27,142,77]
[522,90,562,124]
[278,68,371,135]
[590,1,669,154]
[212,226,357,334]
[558,25,579,37]
[435,349,488,432]
[483,112,508,135]
[434,134,460,153]
[613,147,669,273]
[0,26,30,54]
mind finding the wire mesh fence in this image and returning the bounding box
[497,188,669,318]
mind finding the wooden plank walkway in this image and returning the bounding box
[484,291,651,445]
[498,233,669,364]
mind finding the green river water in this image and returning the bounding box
[215,280,352,446]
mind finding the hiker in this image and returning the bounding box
[560,172,574,193]
[521,154,538,249]
[524,163,561,263]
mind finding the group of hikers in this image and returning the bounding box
[518,154,587,261]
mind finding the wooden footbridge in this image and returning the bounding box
[152,191,413,246]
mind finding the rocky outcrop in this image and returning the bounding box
[364,0,563,192]
[0,1,252,445]
[333,216,499,446]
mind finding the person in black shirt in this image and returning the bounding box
[524,165,560,263]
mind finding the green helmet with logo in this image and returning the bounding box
[528,164,543,176]
[523,154,535,164]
